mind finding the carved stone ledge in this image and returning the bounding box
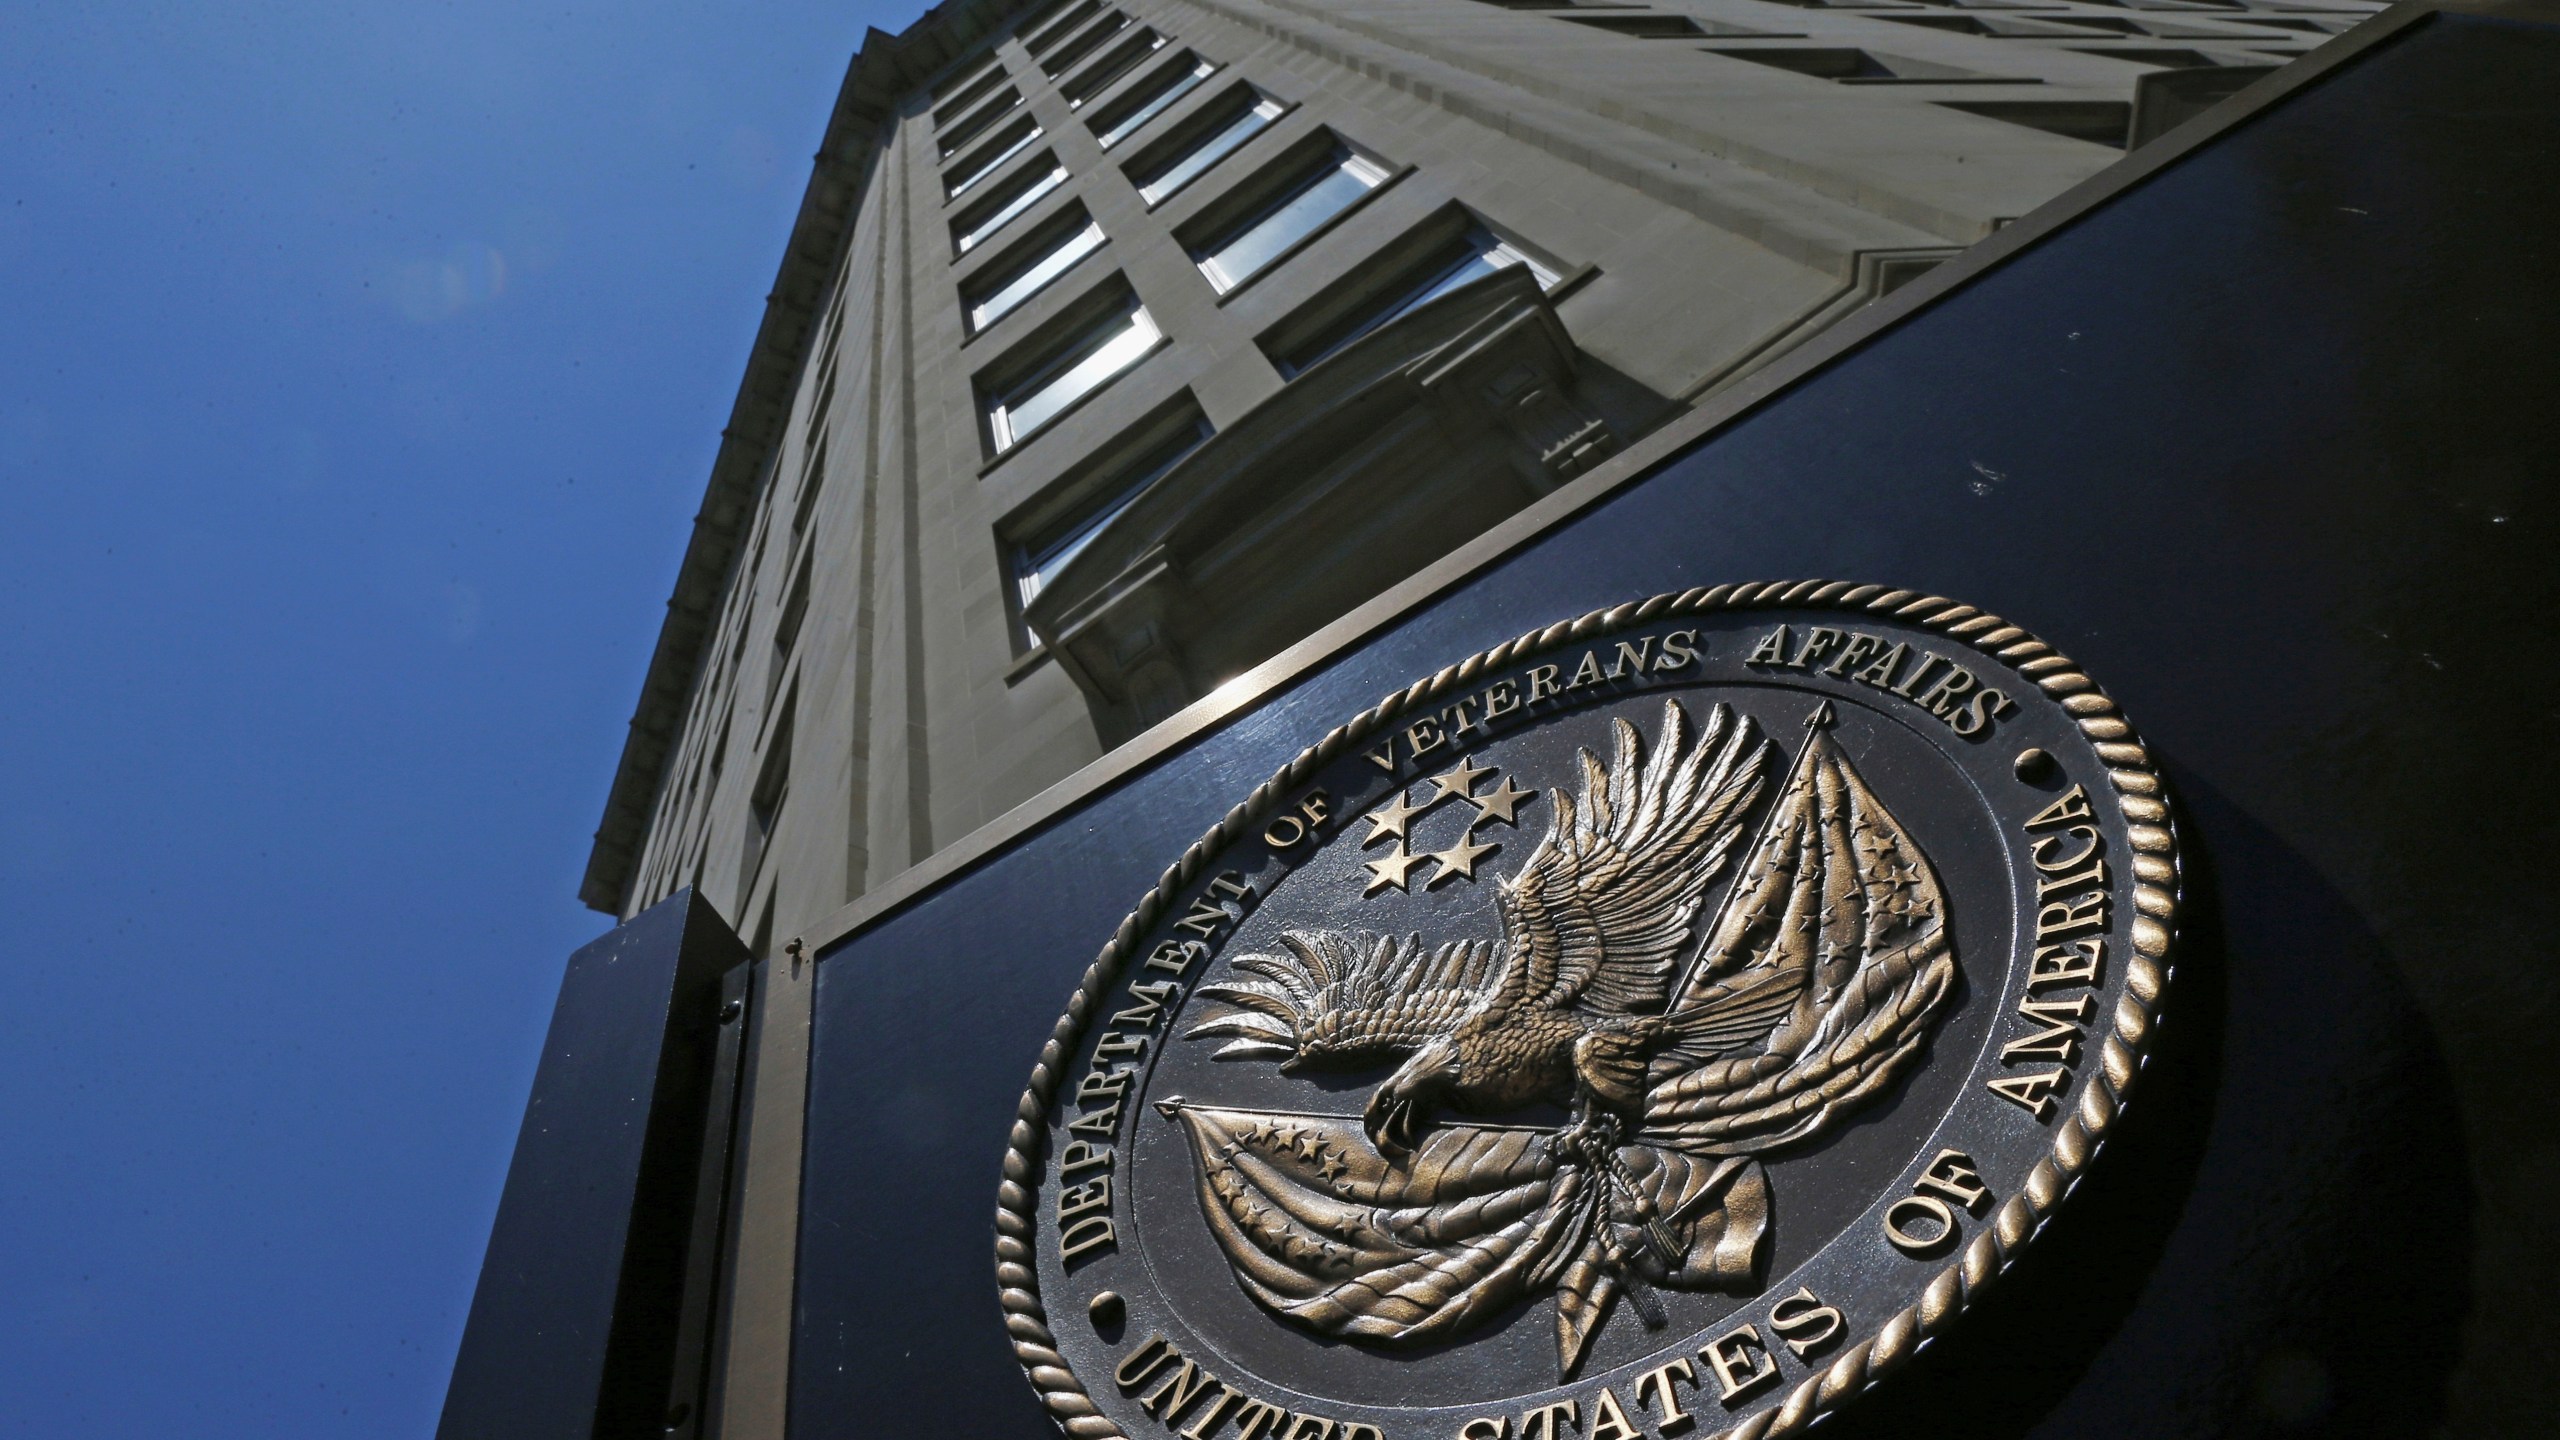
[1023,268,1634,743]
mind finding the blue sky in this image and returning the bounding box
[0,5,904,1433]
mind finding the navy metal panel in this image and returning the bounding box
[443,890,750,1440]
[796,12,2556,1436]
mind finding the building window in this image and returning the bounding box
[1184,137,1393,294]
[792,436,827,540]
[767,551,813,704]
[1938,99,2132,147]
[1023,0,1104,55]
[803,301,842,453]
[1043,10,1132,77]
[1564,13,1709,37]
[952,158,1066,254]
[931,56,1009,121]
[1090,52,1216,148]
[697,701,732,871]
[715,609,744,696]
[1709,47,2003,83]
[1015,0,1082,31]
[1011,405,1212,614]
[1266,220,1558,376]
[740,695,794,894]
[1126,87,1287,206]
[1059,26,1165,107]
[743,500,774,596]
[945,115,1043,199]
[981,288,1165,453]
[938,87,1022,158]
[963,211,1108,334]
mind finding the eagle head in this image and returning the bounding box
[1365,1036,1462,1159]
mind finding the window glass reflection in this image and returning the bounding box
[1194,147,1390,292]
[954,163,1067,254]
[1096,55,1214,147]
[988,301,1163,451]
[967,220,1108,332]
[1133,93,1284,205]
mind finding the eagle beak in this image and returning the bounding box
[1363,1086,1416,1160]
[1367,1044,1459,1160]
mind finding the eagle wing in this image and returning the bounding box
[1186,930,1506,1065]
[1491,699,1772,1018]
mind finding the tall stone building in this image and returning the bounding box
[580,0,2371,944]
[446,13,2560,1440]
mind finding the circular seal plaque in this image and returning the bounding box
[1000,583,2179,1440]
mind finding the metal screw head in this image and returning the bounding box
[718,999,744,1024]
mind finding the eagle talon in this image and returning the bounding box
[1556,1098,1626,1170]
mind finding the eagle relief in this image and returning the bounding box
[1002,587,2181,1440]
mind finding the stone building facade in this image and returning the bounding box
[579,0,2371,944]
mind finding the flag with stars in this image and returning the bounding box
[1159,1102,1768,1348]
[1644,705,1955,1154]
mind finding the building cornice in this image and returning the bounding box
[582,0,1040,915]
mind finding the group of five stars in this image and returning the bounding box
[1358,754,1535,895]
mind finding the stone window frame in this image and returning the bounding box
[975,278,1170,457]
[1175,127,1406,297]
[1120,81,1296,208]
[1259,204,1571,378]
[936,85,1025,159]
[1041,8,1135,78]
[959,204,1113,338]
[945,114,1047,200]
[929,54,1010,120]
[737,685,796,908]
[1086,49,1224,150]
[950,153,1070,257]
[1022,0,1106,56]
[1059,25,1167,108]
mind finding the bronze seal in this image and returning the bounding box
[1000,583,2179,1440]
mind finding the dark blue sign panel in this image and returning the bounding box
[444,891,749,1440]
[796,13,2555,1437]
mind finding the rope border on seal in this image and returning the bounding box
[994,581,2181,1440]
